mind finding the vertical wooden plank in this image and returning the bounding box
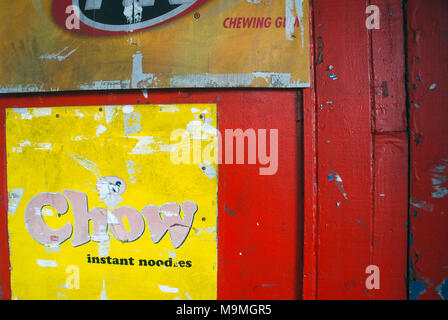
[302,0,318,300]
[369,0,408,299]
[310,0,409,299]
[217,90,301,300]
[0,108,11,300]
[407,0,448,300]
[371,133,408,299]
[313,0,374,299]
[371,0,407,133]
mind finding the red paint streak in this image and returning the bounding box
[407,0,448,300]
[0,108,11,300]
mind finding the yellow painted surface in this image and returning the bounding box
[6,104,217,300]
[0,0,309,91]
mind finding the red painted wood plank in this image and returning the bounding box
[312,0,374,299]
[0,108,11,300]
[309,0,409,299]
[407,0,448,300]
[371,133,408,299]
[217,90,301,300]
[302,0,318,300]
[371,0,407,133]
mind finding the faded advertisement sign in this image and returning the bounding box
[6,104,217,300]
[0,0,309,92]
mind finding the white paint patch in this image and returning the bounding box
[129,136,156,154]
[33,108,52,117]
[44,245,61,253]
[159,285,179,294]
[199,161,216,179]
[97,176,126,211]
[0,84,45,93]
[13,108,32,119]
[332,170,348,200]
[285,0,305,46]
[429,83,437,90]
[40,46,79,61]
[72,136,88,141]
[79,80,131,90]
[34,143,52,150]
[104,105,119,124]
[194,227,217,235]
[132,51,158,88]
[122,105,135,114]
[185,292,192,300]
[170,72,310,88]
[100,280,108,300]
[68,153,102,178]
[42,208,54,216]
[158,105,180,113]
[74,109,85,118]
[127,160,141,184]
[142,89,148,98]
[96,125,107,137]
[98,240,110,257]
[8,188,25,215]
[123,111,142,135]
[36,259,58,267]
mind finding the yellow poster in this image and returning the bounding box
[0,0,309,92]
[6,104,218,300]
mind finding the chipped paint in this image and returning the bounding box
[199,160,216,179]
[100,280,107,300]
[436,278,448,300]
[96,125,107,137]
[68,153,102,178]
[409,196,434,212]
[40,46,79,61]
[159,285,179,294]
[123,111,142,135]
[36,259,58,267]
[79,80,131,90]
[170,72,309,88]
[8,188,25,215]
[330,170,348,200]
[126,160,141,184]
[409,280,426,300]
[132,51,158,88]
[428,83,437,90]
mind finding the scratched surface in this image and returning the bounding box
[407,0,448,300]
[0,0,309,92]
[5,104,218,300]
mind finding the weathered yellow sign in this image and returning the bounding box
[0,0,309,92]
[6,104,217,300]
